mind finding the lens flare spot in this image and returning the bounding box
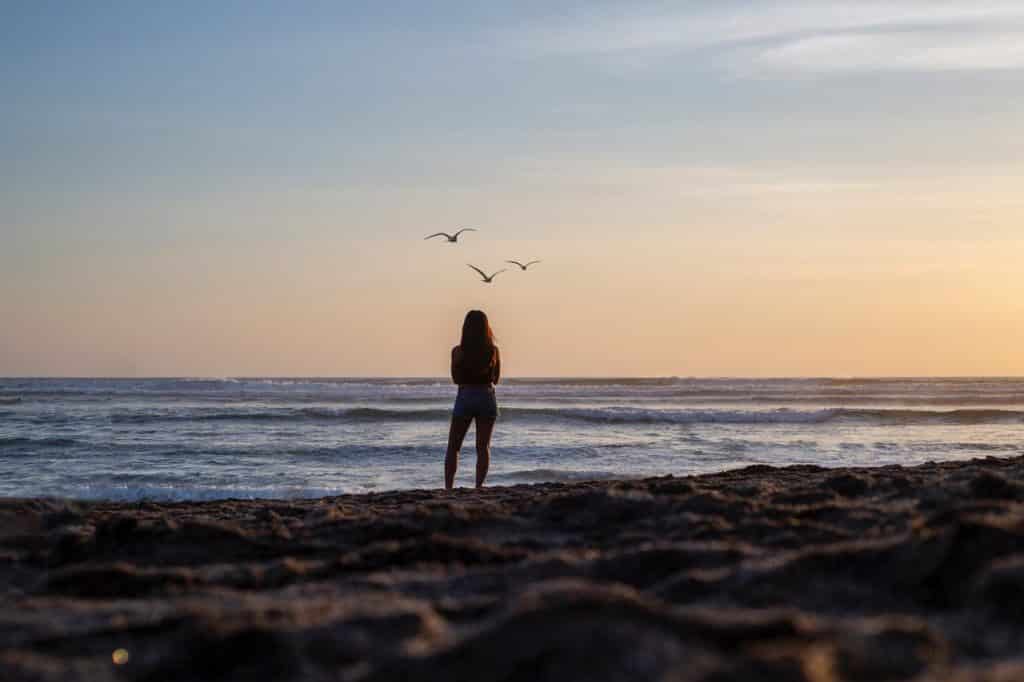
[112,648,130,665]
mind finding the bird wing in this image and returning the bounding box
[489,269,508,280]
[467,264,489,280]
[424,232,450,240]
[525,260,542,267]
[505,260,525,268]
[454,228,477,237]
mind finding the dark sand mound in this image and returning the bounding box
[3,456,1024,681]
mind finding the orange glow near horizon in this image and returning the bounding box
[5,195,1023,378]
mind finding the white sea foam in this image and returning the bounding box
[97,405,1024,426]
[51,484,354,502]
[489,469,627,484]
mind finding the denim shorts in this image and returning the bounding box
[452,385,499,419]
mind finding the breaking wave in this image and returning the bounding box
[0,436,78,448]
[105,406,1024,426]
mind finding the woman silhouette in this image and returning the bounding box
[445,310,501,489]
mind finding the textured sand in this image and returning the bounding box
[2,456,1024,681]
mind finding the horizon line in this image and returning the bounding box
[3,375,1024,381]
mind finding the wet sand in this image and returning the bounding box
[2,455,1024,681]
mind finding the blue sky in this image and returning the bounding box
[7,1,1022,197]
[3,2,1023,376]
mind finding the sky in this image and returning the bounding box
[2,1,1023,377]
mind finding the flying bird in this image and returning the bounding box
[505,260,542,271]
[424,228,476,243]
[467,264,506,284]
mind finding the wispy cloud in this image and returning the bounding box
[510,1,1024,73]
[514,160,882,198]
[747,30,1024,73]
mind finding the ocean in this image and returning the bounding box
[0,377,1021,501]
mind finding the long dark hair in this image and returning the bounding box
[460,310,496,369]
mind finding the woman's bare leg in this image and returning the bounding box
[445,416,473,489]
[474,417,496,488]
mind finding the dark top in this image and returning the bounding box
[451,345,501,387]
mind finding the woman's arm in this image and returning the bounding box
[451,346,462,385]
[492,347,501,385]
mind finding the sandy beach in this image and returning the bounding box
[1,455,1023,681]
